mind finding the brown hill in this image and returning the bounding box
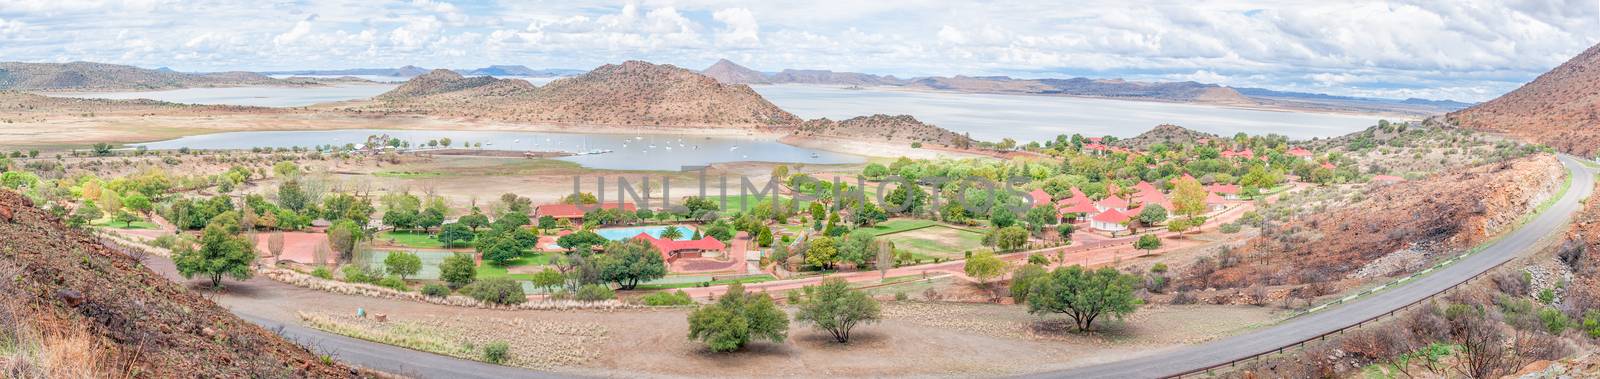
[792,114,972,147]
[365,60,800,128]
[702,59,769,84]
[1449,43,1600,156]
[0,191,363,377]
[0,62,292,91]
[1112,124,1222,150]
[1190,155,1562,294]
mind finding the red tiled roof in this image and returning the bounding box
[1288,147,1313,157]
[1059,199,1098,214]
[1207,184,1240,194]
[1092,208,1130,223]
[1321,162,1336,170]
[535,202,638,218]
[1206,192,1225,204]
[633,233,724,259]
[1098,194,1128,209]
[1134,181,1159,194]
[1028,189,1052,206]
[1221,149,1255,159]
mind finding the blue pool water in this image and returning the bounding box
[594,225,695,241]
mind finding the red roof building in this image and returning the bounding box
[633,232,724,262]
[1097,194,1129,211]
[1288,147,1313,159]
[1221,149,1255,159]
[535,202,638,220]
[1028,189,1052,206]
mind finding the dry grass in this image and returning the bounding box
[298,311,608,370]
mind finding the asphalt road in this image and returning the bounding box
[1025,155,1595,379]
[144,157,1592,379]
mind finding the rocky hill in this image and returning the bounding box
[0,62,294,91]
[1193,155,1563,294]
[791,114,972,147]
[365,60,801,128]
[0,190,364,377]
[1112,124,1222,150]
[1449,42,1600,156]
[702,59,769,84]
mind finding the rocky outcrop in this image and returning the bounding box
[792,114,973,148]
[702,59,769,84]
[1450,42,1600,156]
[0,190,364,377]
[1113,124,1222,150]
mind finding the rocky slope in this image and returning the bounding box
[789,114,972,148]
[1195,155,1563,293]
[364,61,800,128]
[1112,124,1222,150]
[702,59,769,85]
[0,62,294,91]
[1556,181,1600,314]
[1449,42,1600,156]
[0,190,365,377]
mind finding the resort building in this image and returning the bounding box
[633,233,725,262]
[1090,208,1130,233]
[534,202,638,222]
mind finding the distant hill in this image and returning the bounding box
[793,114,972,147]
[1449,42,1600,156]
[0,62,293,91]
[365,61,800,128]
[456,65,585,77]
[262,65,430,77]
[702,59,769,84]
[0,190,362,377]
[267,65,583,78]
[1112,124,1223,150]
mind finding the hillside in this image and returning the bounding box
[1112,124,1221,150]
[1449,43,1600,156]
[0,62,294,91]
[791,114,972,147]
[702,59,769,84]
[364,60,801,128]
[0,191,364,377]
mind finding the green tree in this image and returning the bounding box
[458,209,490,231]
[460,278,526,305]
[1009,264,1048,304]
[1024,205,1058,231]
[794,277,881,343]
[477,233,526,266]
[437,223,475,247]
[1135,234,1162,255]
[122,193,152,217]
[836,229,877,268]
[556,230,607,253]
[415,207,445,233]
[74,200,103,225]
[1027,265,1142,331]
[113,209,141,227]
[596,239,667,290]
[384,252,423,280]
[805,236,839,269]
[439,252,477,289]
[1137,204,1168,227]
[659,225,685,240]
[531,268,564,294]
[327,220,363,261]
[1171,177,1208,218]
[992,226,1029,252]
[173,222,257,288]
[686,283,790,352]
[989,207,1018,228]
[964,251,1007,286]
[278,179,308,212]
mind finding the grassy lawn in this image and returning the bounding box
[882,225,986,260]
[863,219,938,236]
[634,274,776,290]
[376,231,456,249]
[476,253,552,281]
[92,218,159,230]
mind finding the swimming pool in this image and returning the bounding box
[594,225,696,241]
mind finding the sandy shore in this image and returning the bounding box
[779,135,993,160]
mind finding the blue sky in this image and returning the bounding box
[0,0,1596,102]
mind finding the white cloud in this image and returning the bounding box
[272,19,314,47]
[712,8,759,48]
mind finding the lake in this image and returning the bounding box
[50,84,399,107]
[753,84,1383,141]
[131,129,864,171]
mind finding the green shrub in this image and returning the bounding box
[421,283,451,297]
[1538,288,1556,304]
[641,290,694,306]
[341,265,377,284]
[377,276,409,291]
[1584,310,1600,339]
[1150,263,1168,273]
[894,291,908,301]
[1027,253,1049,265]
[482,341,509,364]
[1538,307,1571,335]
[575,284,616,302]
[461,278,527,305]
[1219,223,1241,234]
[310,266,333,280]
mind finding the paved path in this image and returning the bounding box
[1024,155,1594,379]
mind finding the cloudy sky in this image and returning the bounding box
[1,0,1596,102]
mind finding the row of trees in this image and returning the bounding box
[688,278,882,352]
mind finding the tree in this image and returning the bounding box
[687,283,790,352]
[1171,177,1208,219]
[74,200,103,225]
[1009,264,1048,304]
[805,236,839,269]
[1136,204,1168,227]
[122,193,152,217]
[384,252,423,280]
[477,233,526,266]
[415,208,445,233]
[964,251,1007,286]
[458,209,490,231]
[596,239,667,290]
[556,230,607,253]
[327,220,363,261]
[173,222,257,288]
[460,278,526,305]
[1027,265,1142,331]
[267,231,285,262]
[382,209,417,232]
[989,206,1018,228]
[837,229,877,268]
[794,277,881,343]
[531,268,564,294]
[113,209,141,227]
[1135,234,1162,255]
[1024,205,1058,232]
[277,179,308,212]
[437,223,475,247]
[439,253,477,289]
[659,225,685,240]
[992,226,1029,252]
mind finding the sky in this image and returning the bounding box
[0,0,1596,102]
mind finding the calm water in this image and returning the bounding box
[753,84,1383,141]
[131,129,864,171]
[50,84,399,107]
[595,225,696,241]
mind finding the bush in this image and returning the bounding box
[641,290,694,306]
[310,266,333,280]
[341,265,377,284]
[575,284,616,302]
[482,341,509,364]
[894,292,908,301]
[1583,310,1600,339]
[1538,288,1557,304]
[688,283,789,352]
[1538,307,1571,335]
[421,283,451,297]
[377,276,409,291]
[1219,223,1241,234]
[461,278,527,305]
[1027,253,1049,265]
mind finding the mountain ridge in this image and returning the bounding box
[1449,42,1600,156]
[0,61,297,91]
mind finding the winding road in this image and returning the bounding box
[143,156,1593,379]
[1025,155,1595,379]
